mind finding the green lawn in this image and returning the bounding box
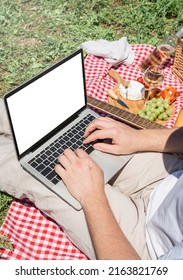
[0,0,183,225]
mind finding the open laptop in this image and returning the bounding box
[4,49,132,210]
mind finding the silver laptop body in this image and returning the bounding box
[4,49,132,210]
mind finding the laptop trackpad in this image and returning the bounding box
[90,150,132,183]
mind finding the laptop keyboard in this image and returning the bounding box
[28,114,96,185]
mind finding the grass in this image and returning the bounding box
[0,0,183,225]
[0,193,13,226]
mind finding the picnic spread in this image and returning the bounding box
[1,43,183,260]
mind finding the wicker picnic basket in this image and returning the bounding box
[172,37,183,83]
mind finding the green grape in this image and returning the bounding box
[162,112,168,120]
[145,105,151,111]
[155,108,161,115]
[151,98,157,103]
[149,115,155,121]
[151,102,157,108]
[148,100,153,105]
[137,97,171,122]
[164,103,169,109]
[141,108,146,113]
[150,107,156,113]
[159,106,164,113]
[139,112,145,118]
[166,109,171,116]
[151,113,157,120]
[156,100,162,107]
[158,114,163,120]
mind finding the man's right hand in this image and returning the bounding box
[84,117,140,155]
[84,116,183,155]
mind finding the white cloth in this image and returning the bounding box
[80,37,135,66]
[146,170,183,260]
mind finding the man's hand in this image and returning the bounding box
[84,117,140,155]
[55,148,105,206]
[84,117,183,155]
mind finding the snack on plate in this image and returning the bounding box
[119,80,145,100]
[137,98,171,122]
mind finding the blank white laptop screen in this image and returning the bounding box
[6,52,85,155]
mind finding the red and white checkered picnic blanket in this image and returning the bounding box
[0,44,183,260]
[0,199,88,260]
[85,44,183,127]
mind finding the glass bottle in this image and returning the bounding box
[158,26,183,56]
[140,26,183,72]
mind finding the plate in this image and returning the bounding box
[119,80,145,101]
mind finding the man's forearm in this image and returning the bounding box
[137,127,183,154]
[82,194,140,260]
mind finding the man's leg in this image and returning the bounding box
[109,151,183,259]
[113,152,183,210]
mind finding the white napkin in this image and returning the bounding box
[80,37,135,66]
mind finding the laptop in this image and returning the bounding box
[4,49,132,210]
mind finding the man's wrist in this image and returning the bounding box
[136,129,165,152]
[81,189,108,211]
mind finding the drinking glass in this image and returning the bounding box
[143,65,164,102]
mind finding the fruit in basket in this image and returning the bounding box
[161,86,179,104]
[137,98,171,121]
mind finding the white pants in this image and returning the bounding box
[1,98,183,259]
